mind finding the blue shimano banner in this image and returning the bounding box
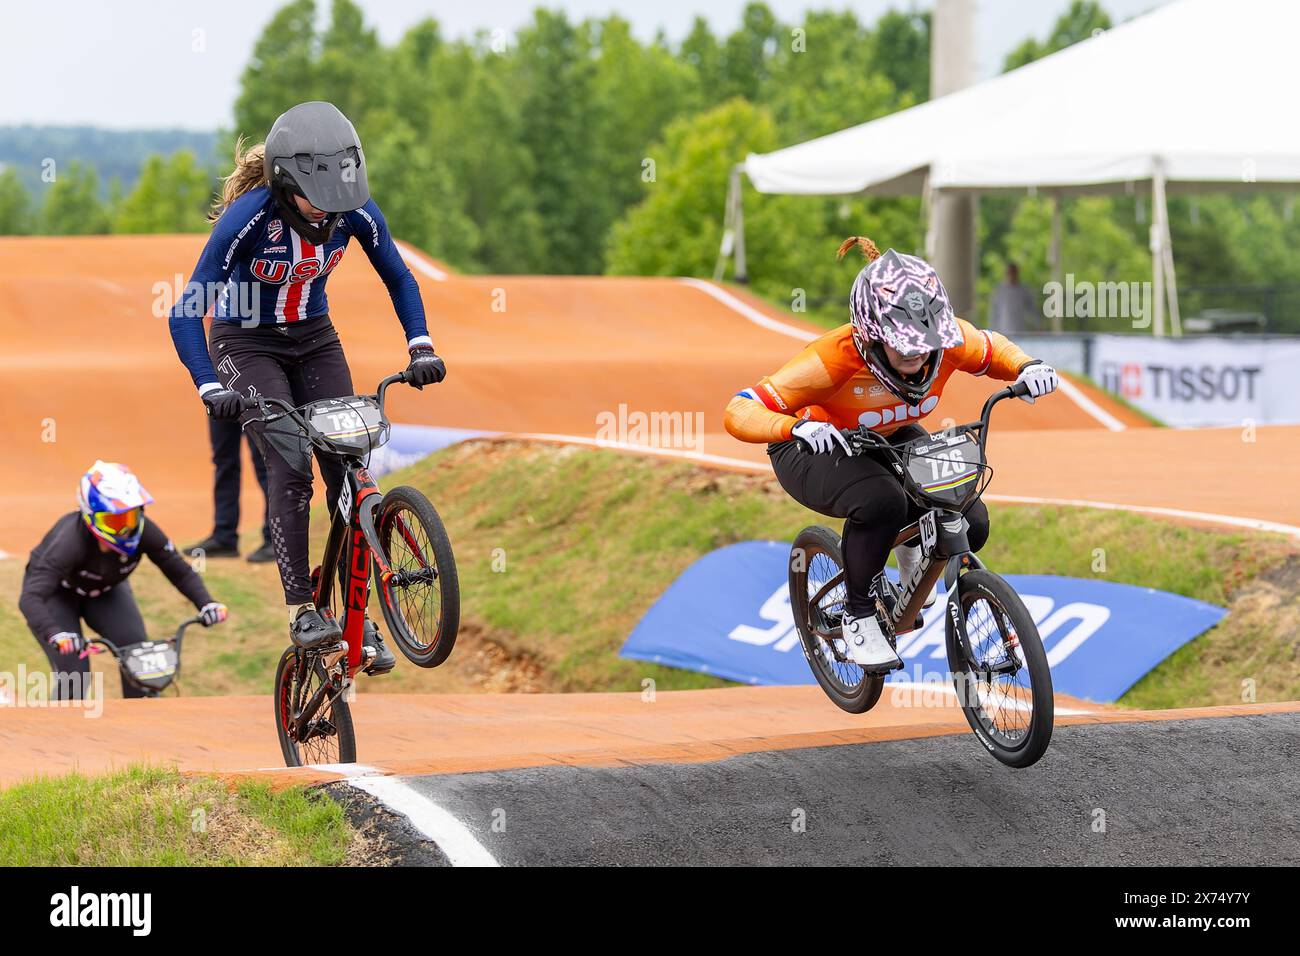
[620,541,1226,702]
[367,424,490,476]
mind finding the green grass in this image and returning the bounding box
[0,766,349,866]
[2,440,1295,705]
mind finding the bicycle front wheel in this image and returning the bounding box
[273,647,357,767]
[945,570,1053,768]
[375,486,460,668]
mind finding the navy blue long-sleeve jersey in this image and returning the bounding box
[168,186,431,391]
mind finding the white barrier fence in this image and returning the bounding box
[1014,333,1300,427]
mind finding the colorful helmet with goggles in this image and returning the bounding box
[843,239,964,407]
[77,461,154,556]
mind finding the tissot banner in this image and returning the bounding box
[1093,335,1300,426]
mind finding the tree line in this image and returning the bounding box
[2,0,1298,331]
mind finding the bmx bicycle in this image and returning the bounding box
[239,371,460,767]
[788,382,1054,768]
[83,615,204,698]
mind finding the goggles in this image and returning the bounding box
[91,507,141,538]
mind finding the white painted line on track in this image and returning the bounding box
[680,277,1126,431]
[395,241,449,282]
[1055,376,1127,431]
[271,761,498,866]
[512,432,1300,538]
[984,493,1300,539]
[349,773,499,867]
[516,432,768,470]
[678,277,815,341]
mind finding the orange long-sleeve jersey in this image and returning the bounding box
[725,318,1033,443]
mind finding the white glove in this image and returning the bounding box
[47,631,84,655]
[791,420,852,456]
[1015,362,1059,404]
[199,602,228,627]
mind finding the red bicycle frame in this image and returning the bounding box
[314,465,394,675]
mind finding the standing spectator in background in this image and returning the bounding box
[185,408,274,563]
[989,262,1039,335]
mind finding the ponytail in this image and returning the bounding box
[837,235,882,263]
[209,137,267,222]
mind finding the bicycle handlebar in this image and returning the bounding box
[237,370,413,423]
[85,615,204,660]
[841,380,1030,459]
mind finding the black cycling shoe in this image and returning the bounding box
[362,619,396,676]
[246,541,276,564]
[290,605,342,651]
[185,535,239,559]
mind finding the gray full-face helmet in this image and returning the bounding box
[265,101,369,245]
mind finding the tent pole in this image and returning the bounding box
[1158,172,1182,336]
[714,168,737,282]
[1150,166,1166,337]
[732,166,748,285]
[921,169,935,259]
[1050,193,1063,333]
[928,0,978,316]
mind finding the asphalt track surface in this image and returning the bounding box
[392,712,1300,866]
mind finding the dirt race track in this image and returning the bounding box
[2,235,1298,864]
[15,232,1286,556]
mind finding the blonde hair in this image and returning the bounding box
[836,235,882,263]
[209,137,267,222]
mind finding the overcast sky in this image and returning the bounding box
[1,0,1175,130]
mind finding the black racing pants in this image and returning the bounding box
[208,416,270,549]
[210,316,353,604]
[34,584,150,700]
[769,425,989,617]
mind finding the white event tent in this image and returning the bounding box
[725,0,1300,335]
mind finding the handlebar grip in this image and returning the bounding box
[1008,381,1032,398]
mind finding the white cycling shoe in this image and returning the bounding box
[896,544,939,609]
[840,612,902,673]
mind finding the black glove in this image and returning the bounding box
[405,346,446,389]
[202,388,245,420]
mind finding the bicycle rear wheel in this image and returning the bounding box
[789,525,885,714]
[273,647,357,767]
[945,570,1053,768]
[375,486,460,668]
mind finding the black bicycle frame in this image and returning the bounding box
[808,384,1029,638]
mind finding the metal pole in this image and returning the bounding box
[928,0,977,317]
[1050,193,1063,333]
[1159,176,1182,336]
[714,168,736,282]
[1150,166,1165,337]
[733,166,748,284]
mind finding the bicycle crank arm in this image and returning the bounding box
[294,662,346,736]
[319,640,349,671]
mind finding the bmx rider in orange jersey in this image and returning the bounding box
[724,236,1059,673]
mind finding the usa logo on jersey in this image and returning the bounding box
[267,219,283,242]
